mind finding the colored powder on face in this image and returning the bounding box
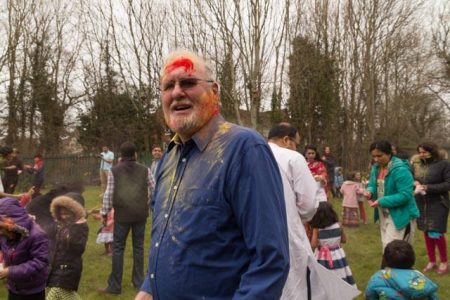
[212,104,219,116]
[164,57,194,75]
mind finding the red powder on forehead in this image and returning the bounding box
[164,57,195,75]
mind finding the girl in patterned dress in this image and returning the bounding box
[90,207,114,255]
[310,201,356,286]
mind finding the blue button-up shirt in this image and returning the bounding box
[141,115,289,299]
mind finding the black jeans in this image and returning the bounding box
[107,220,146,293]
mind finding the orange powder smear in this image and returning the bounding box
[164,57,195,75]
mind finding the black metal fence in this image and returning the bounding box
[17,153,153,191]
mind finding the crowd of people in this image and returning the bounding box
[0,147,45,197]
[0,50,449,300]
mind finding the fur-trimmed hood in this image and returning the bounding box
[50,194,86,222]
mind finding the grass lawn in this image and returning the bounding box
[1,185,449,299]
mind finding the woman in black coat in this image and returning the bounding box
[413,142,450,274]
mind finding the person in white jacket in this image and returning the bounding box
[268,123,318,300]
[268,123,361,300]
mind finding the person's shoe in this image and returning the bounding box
[97,287,121,295]
[437,263,448,275]
[423,262,436,272]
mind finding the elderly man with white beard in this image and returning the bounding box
[135,50,289,300]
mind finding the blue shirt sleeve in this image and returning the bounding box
[228,143,290,299]
[140,273,152,294]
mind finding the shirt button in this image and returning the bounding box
[164,214,169,219]
[173,186,178,190]
[155,242,159,247]
[182,158,186,162]
[150,273,155,279]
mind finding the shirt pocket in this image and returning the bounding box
[169,188,224,246]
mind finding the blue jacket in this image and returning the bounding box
[367,156,419,230]
[365,268,438,299]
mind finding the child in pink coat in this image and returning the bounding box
[341,172,364,227]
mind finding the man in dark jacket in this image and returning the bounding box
[98,142,155,295]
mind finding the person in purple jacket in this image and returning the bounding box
[0,197,49,300]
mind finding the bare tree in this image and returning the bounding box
[431,1,450,112]
[4,0,31,146]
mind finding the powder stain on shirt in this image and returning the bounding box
[218,122,231,135]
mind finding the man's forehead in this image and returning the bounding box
[164,56,197,76]
[161,55,208,77]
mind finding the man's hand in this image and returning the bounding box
[135,291,153,300]
[0,267,9,279]
[102,215,108,226]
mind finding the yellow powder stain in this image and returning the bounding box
[171,234,183,247]
[218,122,231,135]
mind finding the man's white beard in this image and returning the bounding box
[167,113,200,136]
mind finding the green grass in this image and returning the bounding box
[1,186,449,299]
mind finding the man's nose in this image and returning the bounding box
[171,81,186,99]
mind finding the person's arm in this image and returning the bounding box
[356,183,365,195]
[103,152,114,164]
[364,273,381,300]
[310,228,319,249]
[293,154,318,221]
[378,167,414,208]
[100,170,114,219]
[67,223,89,256]
[0,192,20,199]
[147,168,155,206]
[137,274,153,299]
[423,161,450,194]
[135,291,153,300]
[23,164,35,174]
[340,226,346,243]
[317,162,328,185]
[228,143,289,299]
[366,166,377,198]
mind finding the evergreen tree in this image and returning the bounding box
[288,36,340,147]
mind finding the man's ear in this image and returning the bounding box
[211,82,219,96]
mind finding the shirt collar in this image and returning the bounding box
[167,114,226,153]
